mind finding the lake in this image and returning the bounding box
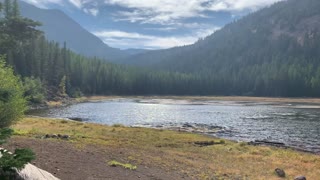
[31,98,320,153]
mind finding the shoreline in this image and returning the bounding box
[27,95,320,112]
[6,117,320,179]
[84,95,320,104]
[49,95,320,106]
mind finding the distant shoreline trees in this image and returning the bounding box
[1,0,320,99]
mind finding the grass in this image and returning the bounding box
[108,160,137,170]
[11,117,320,179]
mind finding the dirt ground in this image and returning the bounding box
[4,137,190,180]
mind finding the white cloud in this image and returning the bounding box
[206,0,283,11]
[22,0,63,8]
[22,0,100,16]
[23,0,284,20]
[68,0,83,9]
[94,26,219,49]
[84,8,99,16]
[105,0,284,24]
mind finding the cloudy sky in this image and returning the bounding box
[21,0,283,49]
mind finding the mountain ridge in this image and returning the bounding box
[120,0,320,72]
[18,0,145,61]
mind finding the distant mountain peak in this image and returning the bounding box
[18,0,145,61]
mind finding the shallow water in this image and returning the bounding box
[31,98,320,153]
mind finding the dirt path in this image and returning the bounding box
[4,137,190,180]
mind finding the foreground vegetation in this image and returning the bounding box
[11,117,320,179]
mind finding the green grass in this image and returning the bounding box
[108,160,137,170]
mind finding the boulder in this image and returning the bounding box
[51,134,58,138]
[275,168,286,178]
[0,148,59,180]
[61,135,70,140]
[43,134,70,140]
[45,134,51,138]
[182,123,193,128]
[16,163,60,180]
[294,176,306,180]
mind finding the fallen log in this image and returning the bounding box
[248,140,286,147]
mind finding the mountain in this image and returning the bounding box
[18,0,144,61]
[122,0,320,72]
[117,0,320,97]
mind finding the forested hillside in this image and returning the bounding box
[122,0,320,97]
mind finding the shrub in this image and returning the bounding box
[108,160,137,170]
[0,57,26,128]
[23,76,46,104]
[0,57,34,177]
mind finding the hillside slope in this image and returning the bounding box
[123,0,320,71]
[18,0,142,60]
[119,0,320,96]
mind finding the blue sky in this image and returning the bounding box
[22,0,283,49]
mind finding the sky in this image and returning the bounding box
[21,0,283,49]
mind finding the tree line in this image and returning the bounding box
[2,0,320,100]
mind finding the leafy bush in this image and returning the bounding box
[23,76,46,104]
[0,57,35,177]
[0,56,26,128]
[69,88,83,98]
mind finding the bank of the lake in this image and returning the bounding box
[32,96,320,154]
[45,96,320,108]
[5,117,320,179]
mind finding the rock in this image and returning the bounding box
[44,134,70,140]
[182,123,193,128]
[68,117,84,122]
[0,148,60,180]
[61,135,70,140]
[45,134,51,138]
[17,163,60,180]
[275,168,286,178]
[51,134,58,138]
[294,175,306,180]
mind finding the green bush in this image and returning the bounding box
[0,57,35,176]
[0,56,26,128]
[23,76,46,104]
[69,88,83,98]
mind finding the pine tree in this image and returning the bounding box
[4,0,12,18]
[12,0,19,18]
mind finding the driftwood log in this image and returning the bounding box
[248,140,286,147]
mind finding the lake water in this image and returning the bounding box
[31,98,320,153]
